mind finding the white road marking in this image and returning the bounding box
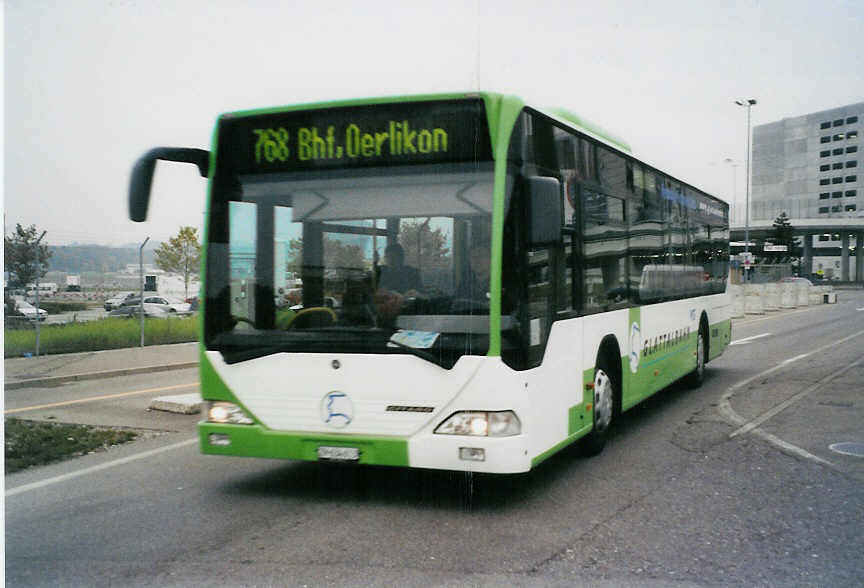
[781,353,809,366]
[857,307,864,311]
[730,356,864,438]
[718,327,864,467]
[5,438,198,498]
[730,333,771,346]
[5,382,198,414]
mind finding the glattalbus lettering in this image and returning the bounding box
[253,121,449,165]
[642,326,691,357]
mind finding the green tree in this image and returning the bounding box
[397,219,451,272]
[769,212,800,263]
[284,236,367,272]
[154,226,201,299]
[325,237,366,269]
[4,224,52,287]
[771,212,794,247]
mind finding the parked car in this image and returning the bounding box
[120,296,191,313]
[109,303,170,319]
[104,292,137,311]
[13,299,48,321]
[780,277,813,286]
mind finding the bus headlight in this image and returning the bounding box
[434,411,521,437]
[207,401,254,425]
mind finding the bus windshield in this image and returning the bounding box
[206,163,497,368]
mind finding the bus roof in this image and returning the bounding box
[218,92,729,210]
[539,107,632,154]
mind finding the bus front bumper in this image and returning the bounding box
[199,422,531,473]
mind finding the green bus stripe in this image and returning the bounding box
[486,95,525,356]
[531,423,592,467]
[200,424,409,467]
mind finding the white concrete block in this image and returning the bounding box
[150,393,203,414]
[763,283,780,311]
[744,284,765,315]
[780,283,797,308]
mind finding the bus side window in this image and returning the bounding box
[583,189,628,312]
[628,168,665,304]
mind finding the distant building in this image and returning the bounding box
[750,101,864,280]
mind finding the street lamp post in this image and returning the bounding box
[34,230,47,356]
[735,98,757,280]
[139,236,150,347]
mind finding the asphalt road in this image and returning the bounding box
[6,292,864,587]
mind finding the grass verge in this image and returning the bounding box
[5,418,138,473]
[4,315,198,357]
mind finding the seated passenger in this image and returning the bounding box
[377,243,423,295]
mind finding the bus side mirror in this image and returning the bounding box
[129,147,210,222]
[527,176,562,246]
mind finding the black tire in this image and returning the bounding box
[580,352,618,456]
[687,324,707,388]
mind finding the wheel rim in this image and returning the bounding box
[696,332,705,378]
[594,368,613,432]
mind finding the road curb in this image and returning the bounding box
[4,361,199,390]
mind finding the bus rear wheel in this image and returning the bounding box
[687,324,707,388]
[580,354,617,456]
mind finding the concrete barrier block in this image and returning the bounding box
[780,283,797,308]
[744,284,765,315]
[730,285,745,318]
[763,283,780,311]
[796,284,810,307]
[149,393,203,414]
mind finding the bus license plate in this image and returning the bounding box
[317,446,360,461]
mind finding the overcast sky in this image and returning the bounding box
[4,0,864,247]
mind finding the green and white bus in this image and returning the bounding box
[129,92,730,473]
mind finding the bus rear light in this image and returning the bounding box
[207,401,254,425]
[435,410,521,437]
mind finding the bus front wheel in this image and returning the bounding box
[580,354,617,456]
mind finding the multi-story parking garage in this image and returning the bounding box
[746,101,864,281]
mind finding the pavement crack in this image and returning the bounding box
[523,488,657,576]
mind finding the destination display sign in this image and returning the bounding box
[219,99,492,174]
